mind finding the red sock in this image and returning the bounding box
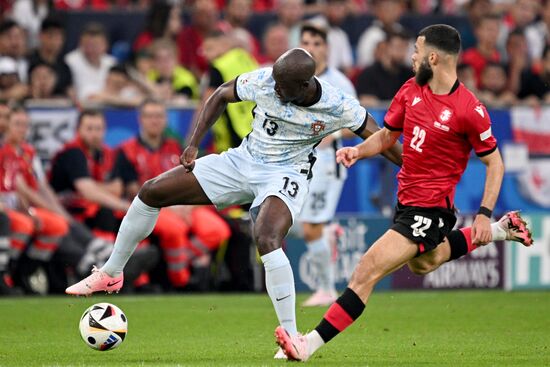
[459,227,478,253]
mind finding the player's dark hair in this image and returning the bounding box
[543,45,550,59]
[418,24,461,55]
[77,109,104,129]
[300,24,328,43]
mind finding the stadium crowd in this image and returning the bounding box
[0,0,548,295]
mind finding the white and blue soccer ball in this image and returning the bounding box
[79,303,128,351]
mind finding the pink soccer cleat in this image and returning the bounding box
[65,266,124,296]
[274,326,310,362]
[302,290,338,307]
[498,211,534,246]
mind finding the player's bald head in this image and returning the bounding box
[273,48,316,83]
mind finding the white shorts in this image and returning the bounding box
[193,145,310,223]
[299,147,345,223]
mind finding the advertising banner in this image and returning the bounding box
[28,108,79,167]
[285,216,392,292]
[506,213,550,290]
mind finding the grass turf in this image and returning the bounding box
[0,291,549,366]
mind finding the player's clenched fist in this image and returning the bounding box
[336,147,360,168]
[180,145,198,172]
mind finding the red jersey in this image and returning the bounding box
[0,143,38,192]
[119,137,181,184]
[384,78,498,208]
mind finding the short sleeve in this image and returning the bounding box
[464,103,498,157]
[340,95,367,132]
[110,150,138,184]
[235,69,265,102]
[52,148,90,185]
[384,80,411,131]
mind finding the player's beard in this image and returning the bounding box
[415,57,433,86]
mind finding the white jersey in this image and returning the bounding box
[235,67,366,172]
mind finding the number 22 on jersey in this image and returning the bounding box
[410,125,426,152]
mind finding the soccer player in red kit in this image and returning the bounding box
[275,24,533,361]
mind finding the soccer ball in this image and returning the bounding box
[79,303,128,351]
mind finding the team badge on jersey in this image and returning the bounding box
[310,121,326,136]
[439,108,452,122]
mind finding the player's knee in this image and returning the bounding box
[254,230,282,255]
[407,260,434,275]
[139,178,165,207]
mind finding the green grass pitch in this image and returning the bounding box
[0,291,549,366]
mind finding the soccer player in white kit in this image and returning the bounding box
[298,24,361,307]
[65,49,402,350]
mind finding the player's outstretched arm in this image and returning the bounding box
[181,79,240,171]
[472,148,505,245]
[358,115,402,166]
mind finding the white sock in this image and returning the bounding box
[491,222,507,241]
[261,248,297,335]
[101,196,159,276]
[306,235,335,293]
[306,330,325,356]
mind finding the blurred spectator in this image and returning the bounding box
[519,46,550,103]
[498,0,540,55]
[461,14,502,87]
[148,39,199,103]
[0,106,69,293]
[87,65,145,107]
[0,20,29,82]
[133,0,183,53]
[49,110,130,232]
[0,99,9,136]
[457,63,478,93]
[221,0,261,58]
[112,99,231,289]
[177,0,224,77]
[461,0,493,50]
[65,23,116,102]
[54,0,149,9]
[28,17,72,98]
[27,63,61,99]
[526,0,550,67]
[10,0,51,49]
[48,109,158,291]
[276,0,305,48]
[356,31,413,107]
[505,28,531,95]
[356,0,407,68]
[0,57,28,101]
[258,23,289,66]
[195,31,257,153]
[478,62,518,106]
[309,0,354,74]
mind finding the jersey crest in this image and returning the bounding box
[310,121,326,136]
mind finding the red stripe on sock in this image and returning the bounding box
[324,303,354,332]
[459,227,478,253]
